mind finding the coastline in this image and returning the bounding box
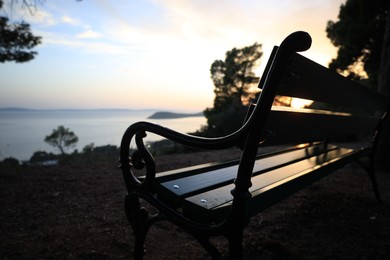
[0,109,206,161]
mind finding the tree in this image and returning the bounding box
[210,43,262,109]
[379,2,390,96]
[29,151,57,163]
[202,43,263,137]
[44,125,78,155]
[326,0,389,88]
[0,0,42,62]
[327,0,390,168]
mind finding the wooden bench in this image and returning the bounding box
[119,31,389,259]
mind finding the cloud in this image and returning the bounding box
[8,6,57,26]
[30,9,57,26]
[62,15,81,26]
[37,0,342,65]
[76,29,102,39]
[39,30,136,55]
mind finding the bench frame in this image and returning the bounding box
[120,31,389,259]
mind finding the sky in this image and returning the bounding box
[0,0,345,112]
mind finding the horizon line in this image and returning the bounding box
[0,107,204,113]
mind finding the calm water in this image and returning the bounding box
[0,109,206,161]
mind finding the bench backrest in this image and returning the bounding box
[255,44,388,146]
[231,31,388,197]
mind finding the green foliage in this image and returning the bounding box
[202,43,262,137]
[210,43,262,109]
[57,144,119,165]
[0,0,42,63]
[29,151,57,163]
[23,144,119,166]
[1,143,119,168]
[1,157,19,167]
[44,125,79,155]
[146,139,201,156]
[82,143,95,154]
[90,144,118,157]
[0,157,25,173]
[326,0,389,87]
[203,105,249,137]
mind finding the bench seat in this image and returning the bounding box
[156,142,368,223]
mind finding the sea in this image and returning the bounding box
[0,109,207,161]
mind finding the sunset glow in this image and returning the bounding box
[1,0,345,111]
[290,98,314,109]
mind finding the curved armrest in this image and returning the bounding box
[119,118,251,191]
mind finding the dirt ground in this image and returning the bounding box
[1,149,390,259]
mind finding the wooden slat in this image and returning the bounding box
[182,147,360,223]
[157,143,337,208]
[274,52,389,111]
[262,106,379,145]
[153,159,241,183]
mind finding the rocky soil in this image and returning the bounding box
[1,148,390,259]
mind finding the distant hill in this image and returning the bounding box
[148,111,203,119]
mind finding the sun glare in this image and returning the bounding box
[290,98,313,109]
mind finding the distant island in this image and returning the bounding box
[148,111,204,119]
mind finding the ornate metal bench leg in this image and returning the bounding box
[227,197,247,259]
[194,235,224,260]
[357,156,382,202]
[367,155,382,202]
[124,194,149,259]
[228,232,243,260]
[133,225,147,260]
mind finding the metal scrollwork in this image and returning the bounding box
[119,128,156,191]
